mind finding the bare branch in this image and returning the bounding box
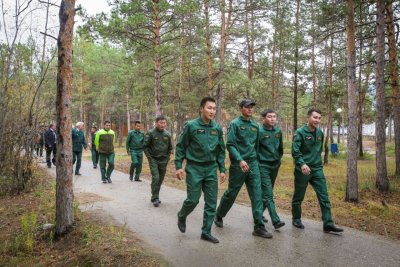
[40,31,57,41]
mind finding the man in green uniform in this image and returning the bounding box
[90,126,99,169]
[176,97,226,244]
[95,120,115,184]
[72,122,87,175]
[292,108,343,233]
[258,109,285,229]
[126,120,144,182]
[144,115,173,207]
[215,99,272,238]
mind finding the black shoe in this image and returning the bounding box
[93,166,97,169]
[214,216,223,228]
[129,176,133,181]
[323,224,344,233]
[47,165,51,168]
[152,199,159,207]
[107,177,112,183]
[201,233,219,244]
[102,180,107,184]
[134,179,142,182]
[177,215,186,233]
[252,226,273,238]
[75,173,82,176]
[262,216,268,223]
[292,220,305,229]
[273,221,285,230]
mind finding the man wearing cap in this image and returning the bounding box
[215,98,272,238]
[126,120,145,182]
[292,108,344,233]
[175,96,226,244]
[72,122,87,175]
[258,109,285,229]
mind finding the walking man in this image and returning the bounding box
[72,122,87,175]
[90,126,99,169]
[126,120,144,182]
[144,115,173,207]
[215,99,272,238]
[292,108,344,233]
[94,121,115,183]
[176,97,226,244]
[44,124,57,168]
[258,109,285,229]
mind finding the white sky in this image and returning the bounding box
[77,0,111,16]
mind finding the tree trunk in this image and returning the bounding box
[386,0,400,175]
[245,0,254,98]
[153,0,163,116]
[293,0,300,132]
[345,0,358,201]
[310,0,317,106]
[324,36,334,165]
[204,0,213,96]
[126,88,130,132]
[375,0,388,191]
[55,0,75,235]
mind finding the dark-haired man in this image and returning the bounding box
[258,109,285,229]
[215,99,272,239]
[126,121,145,182]
[72,121,87,175]
[175,96,226,244]
[144,115,173,207]
[95,121,115,183]
[291,108,343,233]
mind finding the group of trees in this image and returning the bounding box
[1,0,399,234]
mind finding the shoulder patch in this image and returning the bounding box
[210,130,218,135]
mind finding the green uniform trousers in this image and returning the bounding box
[99,153,115,181]
[292,169,333,226]
[259,161,281,224]
[129,150,143,180]
[91,148,99,168]
[150,158,169,201]
[73,151,82,174]
[217,160,264,230]
[178,162,218,235]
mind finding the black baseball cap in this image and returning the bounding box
[239,98,256,107]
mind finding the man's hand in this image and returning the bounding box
[301,164,311,175]
[240,160,250,172]
[219,173,226,184]
[176,169,184,180]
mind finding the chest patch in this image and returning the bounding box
[251,127,257,132]
[275,134,281,138]
[163,136,169,140]
[197,129,205,134]
[210,130,218,135]
[239,126,246,130]
[264,135,270,138]
[317,136,322,141]
[305,136,312,140]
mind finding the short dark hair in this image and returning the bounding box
[307,108,322,117]
[49,123,54,128]
[155,115,166,122]
[91,126,97,129]
[200,96,216,108]
[261,109,275,117]
[134,120,141,125]
[104,120,111,124]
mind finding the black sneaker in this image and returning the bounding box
[273,221,285,230]
[262,216,268,223]
[134,178,142,182]
[292,220,305,229]
[201,233,219,244]
[102,180,107,184]
[214,216,223,228]
[152,199,159,207]
[93,166,97,169]
[252,226,273,238]
[129,176,133,181]
[75,173,82,176]
[177,215,186,233]
[323,224,344,233]
[107,177,112,183]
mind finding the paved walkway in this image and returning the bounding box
[43,160,400,267]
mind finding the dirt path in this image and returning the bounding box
[43,160,400,267]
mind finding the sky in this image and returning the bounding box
[77,0,111,16]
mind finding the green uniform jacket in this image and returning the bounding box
[143,128,173,160]
[91,132,97,147]
[126,130,144,152]
[175,117,226,172]
[94,129,116,154]
[226,116,259,163]
[292,124,324,171]
[258,124,283,162]
[72,128,87,152]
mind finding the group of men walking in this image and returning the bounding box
[43,96,343,245]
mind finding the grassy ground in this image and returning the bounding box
[109,144,400,241]
[0,166,169,266]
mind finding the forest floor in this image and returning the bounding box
[0,166,168,266]
[112,145,400,241]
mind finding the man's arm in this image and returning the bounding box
[292,131,306,168]
[226,122,242,161]
[94,131,100,151]
[126,132,131,153]
[279,129,284,159]
[216,127,226,174]
[143,132,152,159]
[175,124,189,170]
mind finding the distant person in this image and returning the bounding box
[34,127,45,157]
[258,109,285,229]
[44,124,57,168]
[72,122,87,175]
[95,121,115,183]
[144,115,173,207]
[126,120,145,182]
[291,108,344,233]
[90,126,99,169]
[215,99,272,239]
[175,97,226,244]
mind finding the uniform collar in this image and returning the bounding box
[302,124,316,133]
[262,124,274,131]
[196,116,214,127]
[239,116,252,122]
